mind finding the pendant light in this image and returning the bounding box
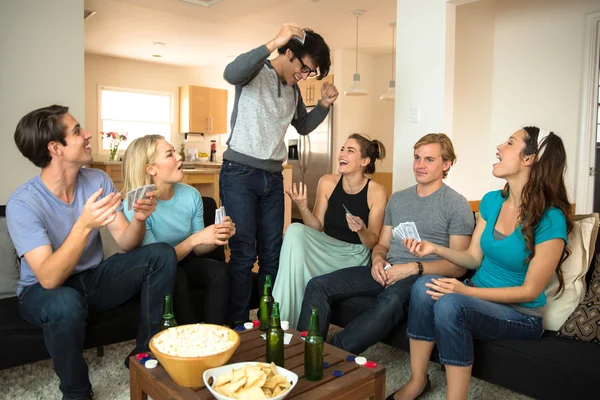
[345,10,368,96]
[380,22,396,101]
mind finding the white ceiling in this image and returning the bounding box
[84,0,398,68]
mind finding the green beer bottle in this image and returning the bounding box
[266,302,284,367]
[258,275,274,331]
[304,308,324,381]
[160,294,178,330]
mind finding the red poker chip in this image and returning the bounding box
[135,353,149,360]
[364,361,377,368]
[252,320,260,327]
[301,331,308,337]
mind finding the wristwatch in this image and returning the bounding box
[416,261,424,275]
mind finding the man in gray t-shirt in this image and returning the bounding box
[298,134,474,355]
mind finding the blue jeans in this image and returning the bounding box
[298,265,419,355]
[219,160,284,324]
[406,275,544,366]
[17,243,177,400]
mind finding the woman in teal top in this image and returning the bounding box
[122,135,236,326]
[387,127,574,400]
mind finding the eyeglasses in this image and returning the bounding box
[295,55,318,78]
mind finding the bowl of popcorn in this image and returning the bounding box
[149,324,240,388]
[204,361,297,400]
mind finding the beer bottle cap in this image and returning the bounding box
[145,359,158,369]
[355,356,367,365]
[252,320,260,327]
[301,331,308,337]
[244,322,254,330]
[332,370,344,377]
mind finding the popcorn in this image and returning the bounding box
[153,324,236,357]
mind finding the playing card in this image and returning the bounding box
[392,224,405,240]
[342,204,360,225]
[133,187,145,204]
[404,222,422,242]
[293,29,306,45]
[384,263,392,271]
[126,189,136,211]
[215,208,223,224]
[260,333,293,345]
[141,184,156,200]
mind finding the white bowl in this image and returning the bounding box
[203,361,298,400]
[198,156,209,162]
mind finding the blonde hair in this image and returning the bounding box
[413,133,456,178]
[121,134,164,195]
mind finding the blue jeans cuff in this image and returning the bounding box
[439,356,473,367]
[406,331,435,342]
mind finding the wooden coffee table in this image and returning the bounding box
[130,327,386,399]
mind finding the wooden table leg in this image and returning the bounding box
[130,359,148,400]
[371,372,386,400]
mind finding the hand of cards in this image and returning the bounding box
[214,206,227,224]
[293,29,307,45]
[393,222,421,242]
[126,184,156,211]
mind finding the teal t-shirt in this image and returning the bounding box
[472,190,567,309]
[124,183,204,247]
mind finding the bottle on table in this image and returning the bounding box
[304,308,324,381]
[160,294,177,330]
[266,301,284,367]
[209,140,217,162]
[258,275,274,331]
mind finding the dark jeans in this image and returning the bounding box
[298,265,419,355]
[407,275,544,366]
[219,160,284,324]
[174,253,229,325]
[17,243,177,400]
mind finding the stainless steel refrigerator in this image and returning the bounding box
[285,106,333,220]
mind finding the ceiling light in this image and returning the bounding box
[345,10,368,97]
[178,0,223,7]
[152,54,162,58]
[380,22,396,101]
[153,42,166,47]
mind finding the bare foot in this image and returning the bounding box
[390,376,429,400]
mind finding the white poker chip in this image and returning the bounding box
[354,356,367,365]
[145,359,158,369]
[244,322,254,330]
[281,321,290,331]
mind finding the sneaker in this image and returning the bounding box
[62,389,94,400]
[123,348,137,369]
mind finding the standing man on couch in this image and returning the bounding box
[221,23,339,326]
[298,134,475,355]
[6,105,177,400]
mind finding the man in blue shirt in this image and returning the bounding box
[6,105,177,400]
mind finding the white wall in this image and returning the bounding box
[451,0,600,202]
[393,0,449,191]
[85,54,232,159]
[0,0,84,204]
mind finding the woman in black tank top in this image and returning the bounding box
[272,134,389,328]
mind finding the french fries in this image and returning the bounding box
[212,362,292,399]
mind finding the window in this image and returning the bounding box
[98,87,173,152]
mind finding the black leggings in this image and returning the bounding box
[173,253,229,326]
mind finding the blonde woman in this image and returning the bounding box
[122,135,236,325]
[273,134,388,328]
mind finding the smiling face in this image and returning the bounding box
[52,113,93,166]
[284,49,317,86]
[338,138,369,174]
[147,139,183,185]
[413,143,450,186]
[493,129,533,179]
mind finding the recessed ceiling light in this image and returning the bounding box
[178,0,223,7]
[152,54,162,58]
[153,42,166,47]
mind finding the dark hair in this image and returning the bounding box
[14,105,69,168]
[413,133,457,178]
[347,133,386,174]
[278,29,331,79]
[502,126,574,294]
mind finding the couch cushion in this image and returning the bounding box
[0,207,20,300]
[557,256,600,343]
[543,213,599,330]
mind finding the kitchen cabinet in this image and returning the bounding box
[296,75,334,107]
[180,86,228,134]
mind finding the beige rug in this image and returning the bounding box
[0,318,532,399]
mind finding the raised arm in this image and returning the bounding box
[286,175,335,231]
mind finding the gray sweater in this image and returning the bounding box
[222,45,329,172]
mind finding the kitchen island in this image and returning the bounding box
[90,161,293,233]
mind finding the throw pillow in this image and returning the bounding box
[0,217,20,299]
[543,213,599,330]
[557,257,600,343]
